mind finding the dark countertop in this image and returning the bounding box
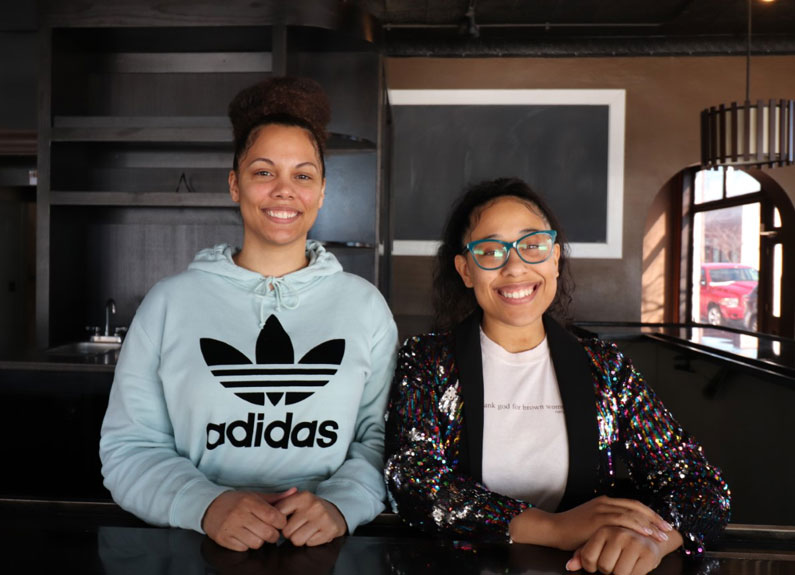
[1,499,793,575]
[0,359,116,372]
[573,323,795,383]
[0,344,119,372]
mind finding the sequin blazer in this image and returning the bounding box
[384,312,730,554]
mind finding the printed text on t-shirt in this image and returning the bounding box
[484,402,563,413]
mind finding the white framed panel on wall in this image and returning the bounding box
[389,89,625,259]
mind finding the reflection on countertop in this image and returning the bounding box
[1,499,794,574]
[5,521,794,575]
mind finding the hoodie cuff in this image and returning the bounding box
[315,480,385,534]
[170,478,232,533]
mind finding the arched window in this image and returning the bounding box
[684,167,793,337]
[642,166,794,338]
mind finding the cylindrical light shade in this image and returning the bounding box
[701,99,794,168]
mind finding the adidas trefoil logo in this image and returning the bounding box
[200,315,345,407]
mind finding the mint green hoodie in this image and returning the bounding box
[100,242,398,533]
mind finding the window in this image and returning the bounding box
[684,167,793,337]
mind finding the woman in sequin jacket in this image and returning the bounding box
[384,178,730,575]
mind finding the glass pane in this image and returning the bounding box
[725,167,761,198]
[691,203,760,330]
[774,208,782,228]
[773,243,782,318]
[694,168,724,204]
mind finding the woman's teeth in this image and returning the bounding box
[499,285,537,299]
[266,209,298,219]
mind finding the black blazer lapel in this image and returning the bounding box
[453,310,485,483]
[544,315,601,511]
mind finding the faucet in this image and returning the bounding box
[104,298,116,337]
[89,298,125,344]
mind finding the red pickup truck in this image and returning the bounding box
[699,263,758,326]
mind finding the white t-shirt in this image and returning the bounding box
[480,329,569,511]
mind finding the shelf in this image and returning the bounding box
[0,169,37,188]
[327,134,378,152]
[51,127,229,143]
[52,116,231,143]
[49,192,236,207]
[47,19,378,49]
[51,117,376,150]
[80,52,271,74]
[0,157,37,187]
[0,130,37,156]
[317,241,376,250]
[52,27,277,51]
[53,116,229,129]
[46,193,382,243]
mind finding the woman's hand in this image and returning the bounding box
[565,525,683,575]
[274,491,347,547]
[202,488,297,551]
[509,495,673,550]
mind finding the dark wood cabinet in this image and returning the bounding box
[0,367,114,499]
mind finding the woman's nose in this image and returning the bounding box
[271,177,295,198]
[501,247,527,275]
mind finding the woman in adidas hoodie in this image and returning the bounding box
[99,77,398,551]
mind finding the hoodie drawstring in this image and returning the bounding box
[259,278,299,325]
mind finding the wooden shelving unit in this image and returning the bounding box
[48,192,236,207]
[36,3,387,349]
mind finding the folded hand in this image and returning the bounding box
[202,488,297,551]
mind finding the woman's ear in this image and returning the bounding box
[228,170,240,203]
[553,243,561,274]
[318,178,326,209]
[454,254,475,288]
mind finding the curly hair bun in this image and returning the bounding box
[228,76,331,149]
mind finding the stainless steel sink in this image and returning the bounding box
[48,342,122,355]
[46,341,122,364]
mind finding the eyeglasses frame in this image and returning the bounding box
[464,230,558,270]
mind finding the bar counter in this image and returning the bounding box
[2,500,793,575]
[572,323,795,384]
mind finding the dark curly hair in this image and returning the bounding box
[228,76,331,174]
[433,177,575,331]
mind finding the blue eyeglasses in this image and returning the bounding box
[464,230,557,270]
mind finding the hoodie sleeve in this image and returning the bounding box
[313,294,398,533]
[99,289,230,532]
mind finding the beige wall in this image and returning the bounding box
[386,56,795,325]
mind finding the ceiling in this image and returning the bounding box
[362,0,795,56]
[3,1,793,57]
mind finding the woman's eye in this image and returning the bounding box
[255,170,272,177]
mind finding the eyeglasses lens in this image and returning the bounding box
[471,243,509,269]
[516,234,553,264]
[471,233,554,269]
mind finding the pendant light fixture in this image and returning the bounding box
[700,0,794,168]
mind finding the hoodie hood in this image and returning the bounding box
[187,241,343,323]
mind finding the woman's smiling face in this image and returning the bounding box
[454,196,560,350]
[228,123,325,253]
